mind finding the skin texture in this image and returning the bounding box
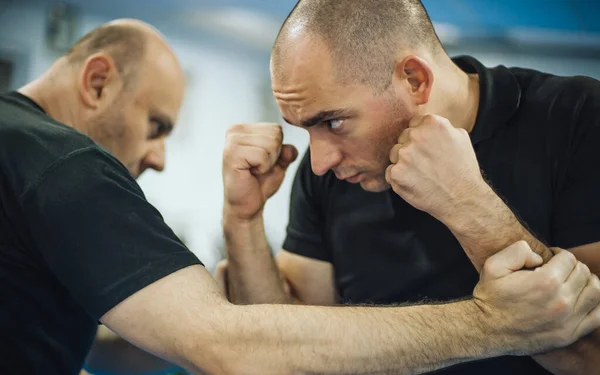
[18,16,600,375]
[19,19,185,179]
[222,21,600,375]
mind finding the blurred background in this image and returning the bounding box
[1,0,599,271]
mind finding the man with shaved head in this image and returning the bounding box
[2,16,600,375]
[222,0,600,374]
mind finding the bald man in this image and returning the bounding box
[2,18,600,375]
[220,0,600,375]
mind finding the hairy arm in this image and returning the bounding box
[440,182,554,270]
[437,185,600,375]
[102,265,504,375]
[223,212,336,306]
[223,214,290,304]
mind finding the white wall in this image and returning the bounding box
[2,1,598,271]
[0,1,309,270]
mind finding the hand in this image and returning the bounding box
[473,241,600,355]
[385,114,489,221]
[223,123,298,220]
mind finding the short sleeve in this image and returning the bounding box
[552,78,600,248]
[282,150,331,262]
[18,148,202,320]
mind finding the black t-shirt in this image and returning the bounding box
[0,92,202,374]
[283,55,600,374]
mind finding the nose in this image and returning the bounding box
[141,139,166,173]
[309,134,342,176]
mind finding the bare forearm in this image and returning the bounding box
[201,300,502,375]
[439,184,600,373]
[443,183,553,270]
[223,210,288,304]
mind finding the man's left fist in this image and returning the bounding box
[385,114,489,221]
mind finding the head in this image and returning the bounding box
[272,0,445,192]
[65,19,185,178]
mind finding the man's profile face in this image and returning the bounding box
[87,51,185,179]
[272,37,416,192]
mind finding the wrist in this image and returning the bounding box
[462,298,510,357]
[223,205,264,229]
[222,206,270,257]
[439,180,496,232]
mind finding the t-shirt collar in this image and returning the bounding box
[452,55,522,145]
[6,91,47,114]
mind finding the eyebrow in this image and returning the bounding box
[283,108,355,128]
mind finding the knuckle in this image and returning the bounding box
[228,123,246,134]
[426,114,445,128]
[408,129,421,142]
[274,126,284,140]
[542,271,562,290]
[269,138,281,152]
[552,295,572,314]
[223,141,235,158]
[566,251,576,262]
[581,262,591,277]
[397,147,412,163]
[390,167,406,186]
[481,261,496,277]
[422,114,436,124]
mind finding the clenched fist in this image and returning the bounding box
[223,123,298,220]
[385,114,488,221]
[474,242,600,354]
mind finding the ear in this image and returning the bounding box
[392,55,434,105]
[78,54,123,109]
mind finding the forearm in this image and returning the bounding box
[533,329,600,375]
[200,300,502,375]
[223,209,289,304]
[441,184,600,372]
[443,182,553,270]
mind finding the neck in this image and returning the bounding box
[18,58,85,132]
[427,57,480,133]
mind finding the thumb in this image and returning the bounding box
[277,144,299,170]
[481,241,543,280]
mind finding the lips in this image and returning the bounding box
[345,173,362,183]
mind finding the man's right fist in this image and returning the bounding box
[473,241,600,355]
[223,123,298,220]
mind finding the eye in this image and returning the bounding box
[149,118,172,139]
[327,119,344,131]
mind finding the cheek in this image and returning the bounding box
[113,117,147,159]
[347,114,407,165]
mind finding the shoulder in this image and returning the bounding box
[0,93,119,197]
[511,67,600,120]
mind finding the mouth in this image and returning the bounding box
[343,173,363,183]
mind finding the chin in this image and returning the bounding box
[359,177,391,193]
